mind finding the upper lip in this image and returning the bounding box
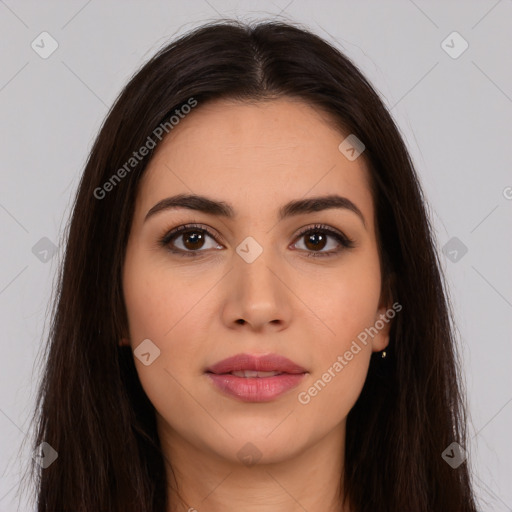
[205,353,307,374]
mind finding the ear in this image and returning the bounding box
[371,272,397,353]
[371,303,392,353]
[118,337,130,347]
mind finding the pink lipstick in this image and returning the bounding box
[205,353,307,402]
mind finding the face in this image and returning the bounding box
[122,97,391,467]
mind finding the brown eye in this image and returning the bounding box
[292,224,355,258]
[303,232,328,251]
[180,230,207,250]
[159,223,355,259]
[160,224,223,256]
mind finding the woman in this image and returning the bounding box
[24,19,478,511]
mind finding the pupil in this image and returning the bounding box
[184,232,204,250]
[306,232,326,251]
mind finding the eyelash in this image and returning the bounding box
[158,223,355,258]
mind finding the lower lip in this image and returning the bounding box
[206,372,306,402]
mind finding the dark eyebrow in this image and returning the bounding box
[144,193,366,228]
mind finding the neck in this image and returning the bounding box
[159,421,352,512]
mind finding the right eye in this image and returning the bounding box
[159,224,224,257]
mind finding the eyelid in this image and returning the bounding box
[293,223,353,246]
[161,222,223,243]
[158,222,224,250]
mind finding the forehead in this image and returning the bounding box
[136,98,374,224]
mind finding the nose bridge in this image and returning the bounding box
[228,232,290,328]
[234,233,281,296]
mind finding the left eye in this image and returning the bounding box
[293,230,341,255]
[291,224,355,258]
[159,223,354,258]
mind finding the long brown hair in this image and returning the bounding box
[22,19,477,511]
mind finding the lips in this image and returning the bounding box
[205,353,307,375]
[205,353,307,402]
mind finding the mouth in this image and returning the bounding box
[205,353,307,402]
[205,352,307,375]
[222,370,285,378]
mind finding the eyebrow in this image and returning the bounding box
[144,193,366,228]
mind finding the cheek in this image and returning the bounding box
[123,247,200,343]
[122,254,206,419]
[335,269,381,339]
[122,249,213,392]
[297,347,370,428]
[305,249,382,348]
[295,249,381,406]
[295,269,380,418]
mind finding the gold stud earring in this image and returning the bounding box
[381,350,387,359]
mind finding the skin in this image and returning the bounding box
[122,97,391,512]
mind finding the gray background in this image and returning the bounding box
[0,1,511,510]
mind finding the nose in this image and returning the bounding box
[222,242,293,333]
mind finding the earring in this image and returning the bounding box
[381,350,387,359]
